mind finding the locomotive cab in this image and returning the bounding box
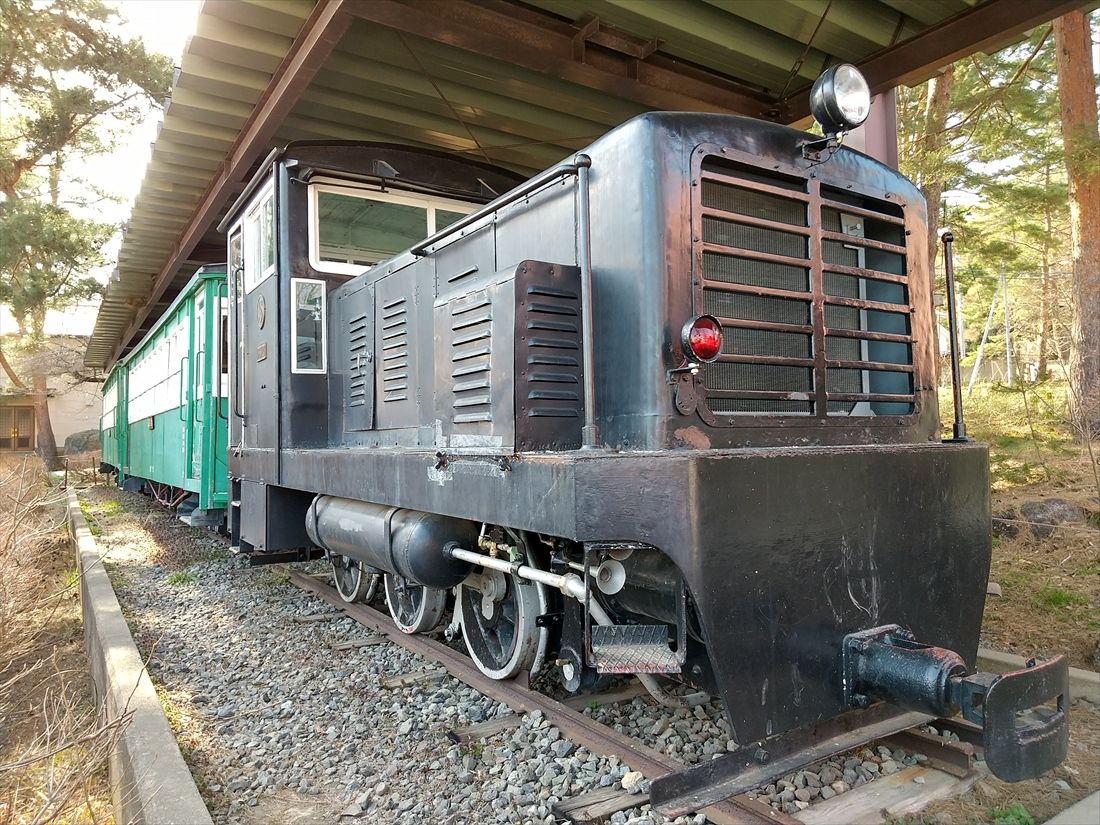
[219,78,1068,809]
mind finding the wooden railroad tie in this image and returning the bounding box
[792,765,982,825]
[381,668,447,689]
[448,684,654,745]
[330,636,386,651]
[552,785,648,824]
[447,713,524,744]
[293,611,335,623]
[561,682,651,710]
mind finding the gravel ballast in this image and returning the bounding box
[84,488,941,825]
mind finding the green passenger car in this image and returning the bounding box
[99,265,229,527]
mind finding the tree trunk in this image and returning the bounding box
[921,65,955,274]
[1038,264,1051,381]
[1054,11,1100,434]
[1038,164,1053,381]
[26,309,60,470]
[32,368,60,471]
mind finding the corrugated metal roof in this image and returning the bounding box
[85,0,1086,368]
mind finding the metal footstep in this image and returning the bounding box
[591,624,680,674]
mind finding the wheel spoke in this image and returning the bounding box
[459,568,540,680]
[384,573,446,635]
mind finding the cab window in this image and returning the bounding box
[308,181,476,275]
[291,278,326,373]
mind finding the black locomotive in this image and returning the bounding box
[204,64,1070,808]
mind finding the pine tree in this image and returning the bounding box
[0,0,171,468]
[897,23,1078,389]
[1054,10,1100,434]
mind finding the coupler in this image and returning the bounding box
[651,624,1068,817]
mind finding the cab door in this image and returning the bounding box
[228,181,279,482]
[189,288,206,481]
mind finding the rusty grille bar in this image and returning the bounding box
[694,154,916,420]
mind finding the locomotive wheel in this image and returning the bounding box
[457,570,541,680]
[330,554,380,603]
[331,554,363,602]
[384,573,447,634]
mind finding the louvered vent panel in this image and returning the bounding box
[347,313,369,409]
[450,297,493,424]
[514,262,584,451]
[380,298,409,403]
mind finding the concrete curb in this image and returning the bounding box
[977,647,1100,705]
[1043,791,1100,825]
[68,489,213,825]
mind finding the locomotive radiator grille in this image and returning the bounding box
[695,157,914,419]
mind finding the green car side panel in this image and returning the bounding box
[100,265,228,512]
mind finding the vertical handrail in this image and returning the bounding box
[178,354,190,422]
[941,232,967,441]
[217,282,229,421]
[231,266,246,420]
[194,349,205,423]
[576,154,599,449]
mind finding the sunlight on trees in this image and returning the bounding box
[897,12,1099,440]
[0,0,172,468]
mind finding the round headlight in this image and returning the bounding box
[809,63,871,136]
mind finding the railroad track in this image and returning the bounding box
[286,568,983,825]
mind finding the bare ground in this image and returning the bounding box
[980,463,1099,670]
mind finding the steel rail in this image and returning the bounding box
[286,568,787,825]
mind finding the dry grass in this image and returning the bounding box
[0,455,117,825]
[981,510,1099,670]
[945,382,1100,670]
[920,701,1100,825]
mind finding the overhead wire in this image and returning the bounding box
[777,0,833,103]
[395,31,494,166]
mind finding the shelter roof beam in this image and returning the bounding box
[779,0,1090,119]
[108,0,355,367]
[344,0,771,117]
